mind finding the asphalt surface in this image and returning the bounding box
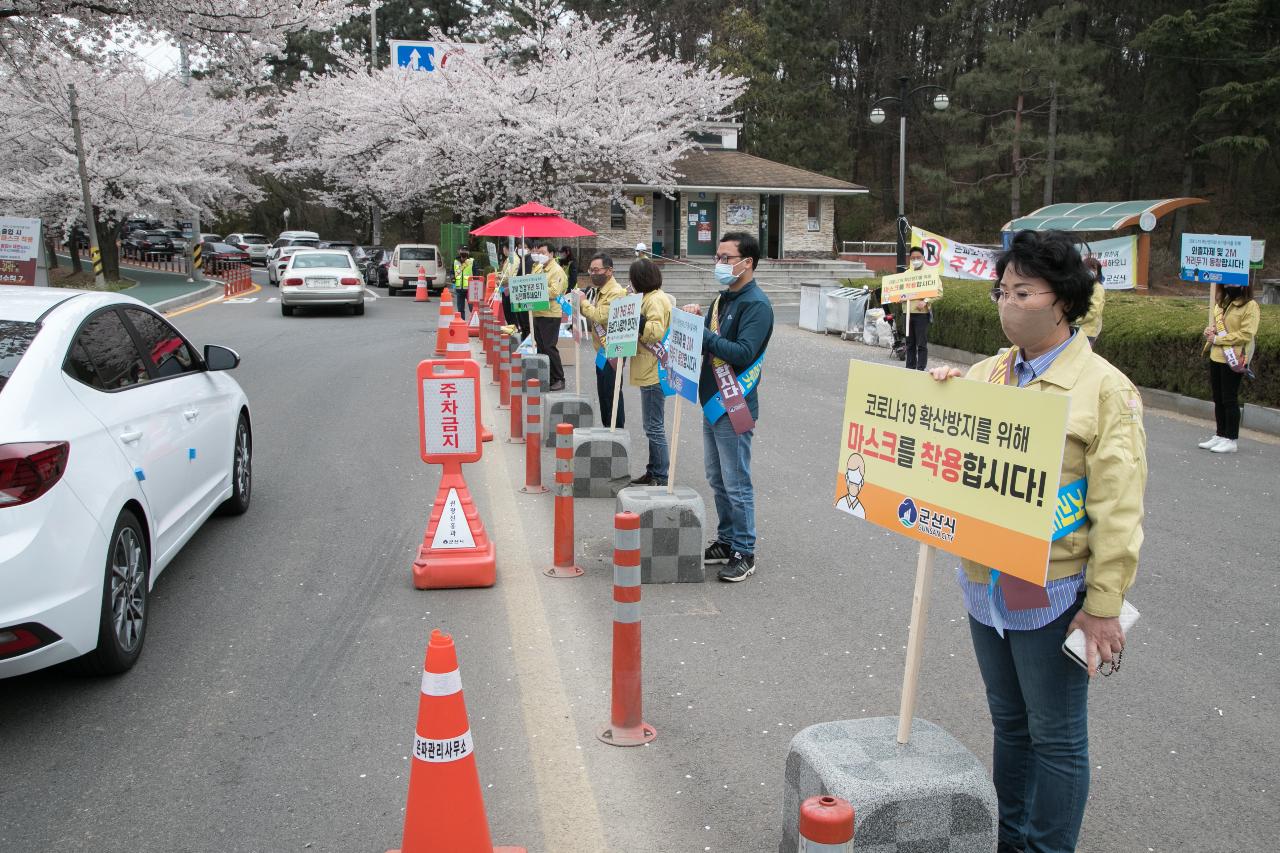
[2,274,1277,852]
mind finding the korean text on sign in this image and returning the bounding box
[833,361,1069,586]
[880,269,943,304]
[1179,233,1250,287]
[422,378,477,456]
[666,308,704,402]
[509,273,550,312]
[605,293,642,359]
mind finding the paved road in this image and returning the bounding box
[2,277,1276,852]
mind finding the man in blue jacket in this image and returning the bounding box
[682,231,774,582]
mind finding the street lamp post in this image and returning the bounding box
[869,76,950,272]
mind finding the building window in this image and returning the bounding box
[610,201,626,230]
[807,197,821,232]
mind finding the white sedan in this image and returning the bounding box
[267,245,320,285]
[0,286,252,678]
[279,250,366,316]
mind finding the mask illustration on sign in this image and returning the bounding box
[999,298,1063,351]
[714,261,741,286]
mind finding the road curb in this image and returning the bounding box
[154,282,224,314]
[928,343,1280,437]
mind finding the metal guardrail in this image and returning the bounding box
[840,241,897,254]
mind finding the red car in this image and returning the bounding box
[201,241,251,272]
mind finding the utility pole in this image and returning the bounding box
[369,0,383,247]
[179,41,204,283]
[68,83,106,288]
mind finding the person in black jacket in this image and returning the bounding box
[680,231,774,582]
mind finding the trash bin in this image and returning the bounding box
[799,281,840,332]
[825,287,871,337]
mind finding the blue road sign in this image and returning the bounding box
[391,40,438,71]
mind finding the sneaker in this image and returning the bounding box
[629,473,655,486]
[703,541,733,564]
[548,380,566,391]
[718,551,756,582]
[1198,435,1225,449]
[1210,438,1238,454]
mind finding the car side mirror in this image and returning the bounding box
[203,344,240,371]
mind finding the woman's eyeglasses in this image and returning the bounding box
[990,287,1054,305]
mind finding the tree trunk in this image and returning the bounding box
[44,233,59,270]
[68,232,83,274]
[1170,152,1195,250]
[1043,80,1058,207]
[95,217,121,282]
[1010,92,1024,221]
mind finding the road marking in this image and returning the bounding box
[165,282,263,318]
[473,382,608,853]
[364,287,380,300]
[224,297,258,304]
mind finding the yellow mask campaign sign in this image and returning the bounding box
[833,361,1069,586]
[880,269,943,304]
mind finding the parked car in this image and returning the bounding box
[200,241,251,272]
[268,245,320,284]
[360,247,389,287]
[386,244,445,296]
[0,285,251,678]
[121,230,176,260]
[199,233,223,244]
[224,233,270,266]
[279,250,365,316]
[162,229,189,251]
[266,236,321,272]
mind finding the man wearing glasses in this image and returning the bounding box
[681,231,774,583]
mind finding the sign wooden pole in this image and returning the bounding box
[897,542,936,744]
[666,401,682,494]
[904,299,912,339]
[610,359,625,431]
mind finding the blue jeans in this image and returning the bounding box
[455,287,468,318]
[702,413,755,554]
[640,384,668,480]
[969,595,1089,853]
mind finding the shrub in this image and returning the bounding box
[845,278,1280,409]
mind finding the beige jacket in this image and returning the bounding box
[531,259,568,319]
[580,277,627,350]
[629,290,673,387]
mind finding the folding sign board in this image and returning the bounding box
[418,359,482,465]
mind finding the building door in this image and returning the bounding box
[652,194,677,259]
[759,194,783,259]
[686,199,717,257]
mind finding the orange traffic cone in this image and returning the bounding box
[388,630,525,853]
[415,265,429,302]
[435,290,455,356]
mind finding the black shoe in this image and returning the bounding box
[717,551,756,582]
[629,473,654,486]
[703,541,733,564]
[652,478,668,487]
[548,380,565,391]
[997,843,1025,853]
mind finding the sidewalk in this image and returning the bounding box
[53,253,212,306]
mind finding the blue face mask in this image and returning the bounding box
[714,262,740,286]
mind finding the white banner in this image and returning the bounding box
[1082,235,1138,291]
[911,226,999,281]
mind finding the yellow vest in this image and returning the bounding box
[453,257,474,289]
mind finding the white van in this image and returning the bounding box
[387,244,446,296]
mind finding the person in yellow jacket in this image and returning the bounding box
[579,252,628,428]
[904,245,942,370]
[626,257,673,485]
[929,230,1147,853]
[1076,256,1106,344]
[1199,281,1261,454]
[452,248,474,319]
[530,239,568,390]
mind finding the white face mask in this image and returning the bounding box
[530,252,548,265]
[911,258,924,270]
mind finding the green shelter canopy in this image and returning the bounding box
[1003,198,1207,233]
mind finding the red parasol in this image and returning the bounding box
[470,201,596,239]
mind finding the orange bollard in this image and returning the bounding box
[798,796,855,852]
[544,423,582,577]
[388,630,525,853]
[497,336,512,410]
[520,379,548,494]
[508,353,524,443]
[597,511,655,746]
[415,265,429,302]
[485,272,497,302]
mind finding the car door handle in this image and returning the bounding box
[183,409,200,421]
[120,430,144,444]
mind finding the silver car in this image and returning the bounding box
[268,245,320,284]
[279,251,365,316]
[225,233,271,266]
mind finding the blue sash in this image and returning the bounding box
[701,353,765,424]
[1051,478,1088,541]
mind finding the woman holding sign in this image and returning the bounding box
[627,258,673,486]
[930,230,1148,853]
[1199,282,1260,454]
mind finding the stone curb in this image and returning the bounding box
[154,282,224,314]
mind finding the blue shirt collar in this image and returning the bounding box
[1013,330,1077,387]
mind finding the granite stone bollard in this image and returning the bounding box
[543,393,596,448]
[780,717,997,853]
[521,353,550,399]
[615,486,706,583]
[572,427,631,498]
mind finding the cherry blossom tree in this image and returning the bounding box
[0,54,267,277]
[270,3,746,220]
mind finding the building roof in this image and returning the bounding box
[585,150,867,196]
[1003,198,1208,232]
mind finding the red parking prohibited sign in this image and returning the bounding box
[418,360,482,465]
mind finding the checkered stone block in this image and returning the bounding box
[615,486,706,583]
[572,427,631,498]
[521,353,550,395]
[543,393,597,448]
[780,717,997,853]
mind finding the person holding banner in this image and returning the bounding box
[626,258,673,486]
[904,245,941,370]
[1200,282,1260,454]
[580,252,627,428]
[453,247,474,319]
[530,240,568,391]
[930,230,1147,853]
[681,231,774,583]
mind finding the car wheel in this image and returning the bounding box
[387,285,398,296]
[217,414,252,516]
[282,304,294,316]
[354,303,365,316]
[80,509,149,675]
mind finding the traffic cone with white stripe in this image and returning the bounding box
[415,265,429,302]
[389,630,525,853]
[436,291,455,356]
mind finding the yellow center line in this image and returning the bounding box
[165,281,262,318]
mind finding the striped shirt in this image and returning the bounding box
[958,331,1084,633]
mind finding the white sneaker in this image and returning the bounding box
[1198,435,1225,449]
[1210,439,1238,454]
